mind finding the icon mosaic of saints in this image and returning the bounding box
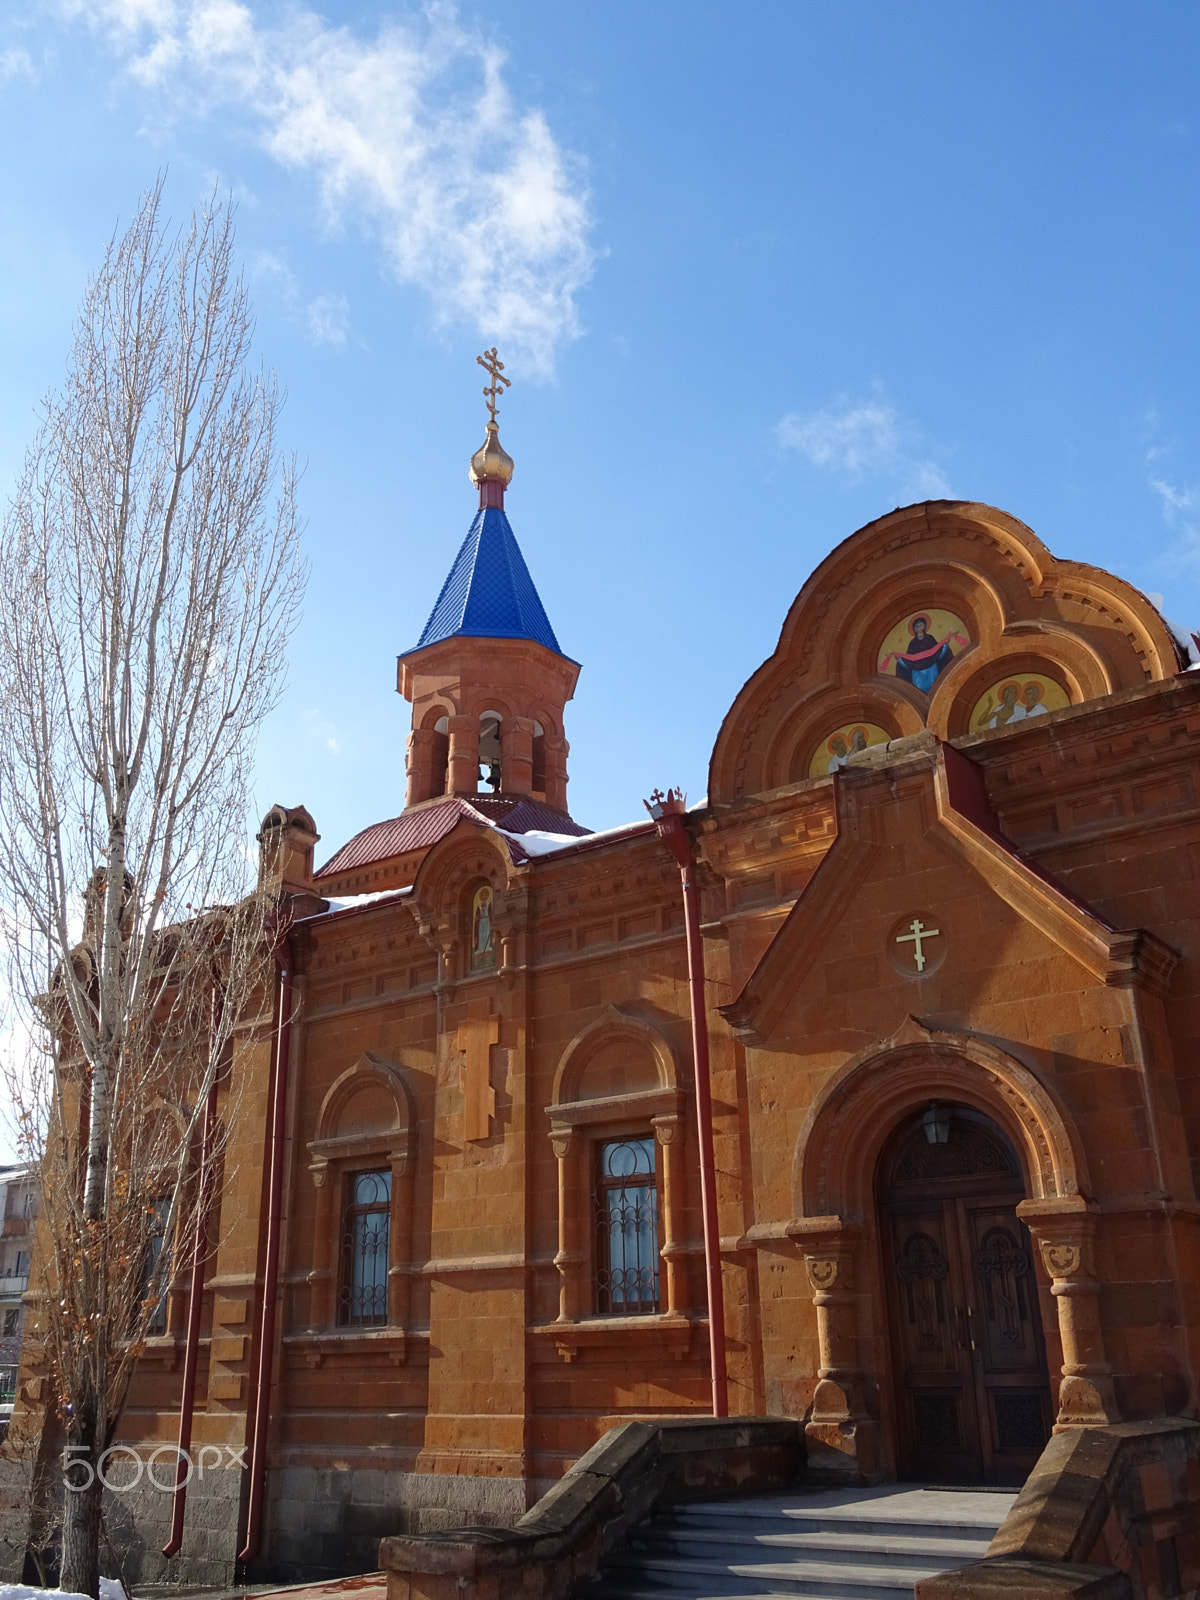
[969,672,1070,731]
[808,721,891,778]
[878,611,970,693]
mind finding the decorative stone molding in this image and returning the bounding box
[546,1013,686,1328]
[1017,1198,1119,1430]
[786,1216,877,1480]
[304,1052,417,1334]
[792,1016,1088,1219]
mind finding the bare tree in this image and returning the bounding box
[0,177,305,1598]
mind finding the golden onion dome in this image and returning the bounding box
[469,420,515,486]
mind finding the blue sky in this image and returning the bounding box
[3,3,1200,853]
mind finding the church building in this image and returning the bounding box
[10,360,1200,1587]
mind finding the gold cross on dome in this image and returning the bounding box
[896,917,941,971]
[476,347,511,423]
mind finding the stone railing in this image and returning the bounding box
[379,1416,803,1600]
[917,1418,1200,1600]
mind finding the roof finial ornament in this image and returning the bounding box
[477,346,510,424]
[470,347,515,505]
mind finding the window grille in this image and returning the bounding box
[339,1170,391,1326]
[0,1367,15,1405]
[594,1137,660,1315]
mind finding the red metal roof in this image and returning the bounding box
[315,795,589,880]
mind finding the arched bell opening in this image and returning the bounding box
[430,715,450,797]
[478,710,503,793]
[874,1101,1052,1486]
[530,720,547,798]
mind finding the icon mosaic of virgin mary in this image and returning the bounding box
[471,884,495,970]
[878,610,970,694]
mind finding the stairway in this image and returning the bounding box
[577,1484,1016,1600]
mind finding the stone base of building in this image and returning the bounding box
[259,1468,529,1585]
[102,1463,243,1591]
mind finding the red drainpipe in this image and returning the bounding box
[644,788,729,1417]
[239,922,294,1564]
[162,1041,220,1559]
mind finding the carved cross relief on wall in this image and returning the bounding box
[457,999,500,1141]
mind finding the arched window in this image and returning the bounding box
[339,1169,392,1326]
[531,719,546,797]
[594,1136,660,1314]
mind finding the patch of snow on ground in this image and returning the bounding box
[0,1582,128,1600]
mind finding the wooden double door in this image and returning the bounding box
[879,1107,1052,1485]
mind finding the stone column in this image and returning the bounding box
[306,1162,337,1329]
[787,1217,876,1479]
[1018,1199,1118,1428]
[551,1127,584,1322]
[405,728,438,806]
[387,1143,413,1337]
[446,714,479,796]
[653,1114,683,1315]
[500,716,535,797]
[542,735,569,812]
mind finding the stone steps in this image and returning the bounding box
[576,1485,1015,1600]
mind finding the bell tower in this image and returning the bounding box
[397,350,580,817]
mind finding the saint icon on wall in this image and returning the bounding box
[471,884,495,970]
[807,721,891,778]
[878,611,970,693]
[969,672,1069,732]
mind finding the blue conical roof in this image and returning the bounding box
[414,507,565,656]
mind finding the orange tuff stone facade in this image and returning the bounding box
[11,488,1200,1585]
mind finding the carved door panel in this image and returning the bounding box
[880,1107,1052,1485]
[961,1200,1053,1481]
[885,1203,983,1481]
[885,1193,1051,1484]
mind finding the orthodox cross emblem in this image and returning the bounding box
[476,347,510,423]
[895,917,940,972]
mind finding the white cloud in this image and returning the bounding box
[1149,476,1200,521]
[49,1,594,376]
[776,389,951,500]
[304,292,349,347]
[304,708,341,755]
[0,47,37,83]
[252,249,351,346]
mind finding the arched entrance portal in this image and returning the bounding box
[878,1104,1052,1485]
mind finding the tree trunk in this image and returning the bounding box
[61,1475,101,1599]
[60,1409,101,1600]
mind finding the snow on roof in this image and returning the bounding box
[1139,587,1200,666]
[296,886,413,923]
[495,818,655,861]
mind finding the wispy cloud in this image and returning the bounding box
[0,46,37,83]
[776,388,951,500]
[1143,410,1200,572]
[48,1,595,376]
[304,708,342,756]
[253,249,351,347]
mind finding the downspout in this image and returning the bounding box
[239,921,294,1565]
[644,788,729,1417]
[162,1024,220,1560]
